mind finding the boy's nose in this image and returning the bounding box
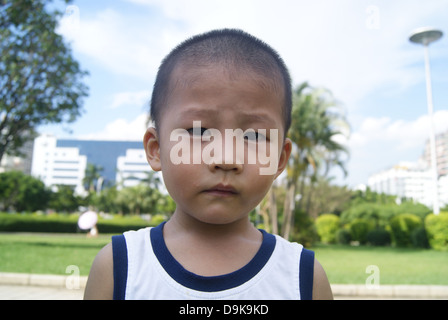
[207,137,243,173]
[208,160,243,173]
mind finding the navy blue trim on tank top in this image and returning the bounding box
[299,248,315,300]
[112,234,128,300]
[150,221,276,292]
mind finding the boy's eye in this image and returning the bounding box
[243,131,266,142]
[187,127,209,137]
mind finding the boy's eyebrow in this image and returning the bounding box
[179,108,274,126]
[239,112,273,125]
[179,108,215,118]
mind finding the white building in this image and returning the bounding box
[422,129,448,177]
[439,175,448,208]
[31,134,154,195]
[368,161,448,208]
[31,134,87,195]
[116,149,153,188]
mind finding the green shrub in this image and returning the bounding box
[389,213,422,247]
[150,214,168,226]
[336,228,351,245]
[411,227,429,249]
[315,214,340,244]
[425,212,448,251]
[96,216,152,233]
[340,203,394,229]
[340,202,431,229]
[0,212,159,234]
[366,228,391,246]
[349,219,373,244]
[0,213,79,232]
[291,209,318,248]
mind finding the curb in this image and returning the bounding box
[1,272,448,299]
[0,272,87,289]
[331,284,448,299]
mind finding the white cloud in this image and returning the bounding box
[58,8,168,80]
[77,113,149,141]
[351,110,448,150]
[115,0,447,113]
[59,0,448,111]
[343,110,448,186]
[110,90,151,109]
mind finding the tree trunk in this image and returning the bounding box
[281,184,296,240]
[268,186,278,235]
[259,197,271,233]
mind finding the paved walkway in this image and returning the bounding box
[1,272,447,300]
[0,272,87,300]
[0,284,84,300]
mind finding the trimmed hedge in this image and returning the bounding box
[315,214,340,244]
[0,213,163,234]
[425,212,448,251]
[389,213,422,247]
[336,229,351,245]
[349,218,373,244]
[366,228,391,246]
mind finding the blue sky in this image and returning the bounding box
[41,0,448,187]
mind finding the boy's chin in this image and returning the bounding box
[188,211,249,226]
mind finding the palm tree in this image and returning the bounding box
[83,163,104,193]
[141,171,161,190]
[116,184,153,215]
[273,82,350,239]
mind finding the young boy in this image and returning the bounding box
[84,29,333,300]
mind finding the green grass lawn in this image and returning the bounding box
[0,233,447,285]
[0,233,111,276]
[313,244,448,285]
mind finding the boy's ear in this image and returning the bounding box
[143,127,162,171]
[275,137,292,179]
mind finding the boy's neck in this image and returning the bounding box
[162,212,263,276]
[165,210,260,242]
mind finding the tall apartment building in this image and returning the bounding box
[31,134,153,195]
[421,129,448,177]
[368,162,448,208]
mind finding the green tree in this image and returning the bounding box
[91,186,120,213]
[48,184,80,213]
[141,171,161,190]
[83,163,103,193]
[0,171,49,211]
[116,185,150,215]
[273,83,350,239]
[302,177,352,219]
[0,0,88,162]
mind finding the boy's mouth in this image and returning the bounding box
[203,183,238,196]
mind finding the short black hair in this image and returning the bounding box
[150,28,292,136]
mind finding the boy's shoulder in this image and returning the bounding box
[83,242,114,299]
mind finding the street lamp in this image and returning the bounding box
[409,27,443,215]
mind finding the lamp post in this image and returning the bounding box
[409,27,443,215]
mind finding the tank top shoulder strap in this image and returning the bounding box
[111,234,128,300]
[299,248,315,300]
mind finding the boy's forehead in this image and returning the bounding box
[155,63,287,134]
[169,63,284,104]
[159,65,285,134]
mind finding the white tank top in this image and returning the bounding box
[112,222,314,300]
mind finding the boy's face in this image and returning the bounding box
[144,65,291,225]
